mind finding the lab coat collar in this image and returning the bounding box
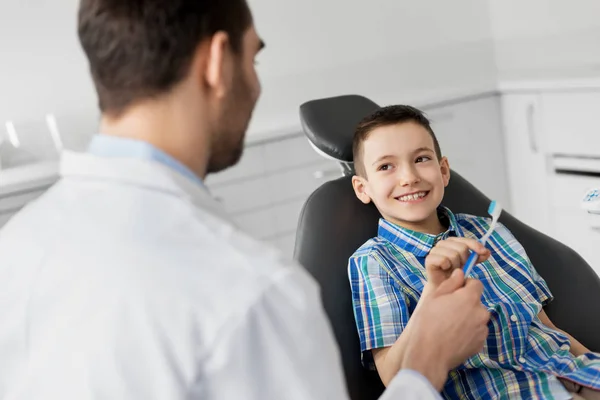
[59,150,229,221]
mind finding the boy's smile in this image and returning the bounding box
[396,190,429,203]
[352,121,451,234]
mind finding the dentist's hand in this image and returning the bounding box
[402,269,490,391]
[425,237,490,288]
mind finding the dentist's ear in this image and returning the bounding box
[352,175,372,204]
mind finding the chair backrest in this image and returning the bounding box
[294,94,600,400]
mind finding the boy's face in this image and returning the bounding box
[352,122,451,234]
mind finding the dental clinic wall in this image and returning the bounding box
[2,0,599,145]
[0,0,98,155]
[488,0,600,77]
[0,0,497,148]
[247,0,497,137]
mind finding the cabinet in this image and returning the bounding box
[205,133,341,257]
[500,89,600,274]
[542,91,600,158]
[0,96,516,258]
[549,170,600,274]
[3,89,597,263]
[0,133,341,258]
[0,161,58,229]
[500,93,554,236]
[424,95,511,211]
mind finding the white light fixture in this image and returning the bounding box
[45,113,64,152]
[5,121,20,148]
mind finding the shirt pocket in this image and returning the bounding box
[484,301,538,366]
[472,258,541,306]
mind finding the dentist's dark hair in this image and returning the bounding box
[78,0,252,117]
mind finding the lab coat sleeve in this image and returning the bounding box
[195,264,442,400]
[381,370,443,400]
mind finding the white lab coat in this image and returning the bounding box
[0,151,440,399]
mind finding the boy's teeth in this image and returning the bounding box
[399,192,426,201]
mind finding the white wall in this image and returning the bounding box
[0,0,498,152]
[0,0,96,123]
[0,0,99,159]
[3,0,600,148]
[248,0,498,137]
[488,0,600,77]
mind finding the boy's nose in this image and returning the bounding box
[398,168,420,186]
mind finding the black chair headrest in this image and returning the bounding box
[299,95,380,164]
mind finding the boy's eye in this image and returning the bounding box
[378,164,392,171]
[416,156,431,163]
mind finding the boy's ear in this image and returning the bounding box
[352,175,372,204]
[440,156,451,187]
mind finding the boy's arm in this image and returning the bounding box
[371,283,451,386]
[372,319,447,390]
[372,332,411,387]
[373,269,490,392]
[371,237,491,388]
[350,239,490,391]
[349,252,414,385]
[538,309,591,356]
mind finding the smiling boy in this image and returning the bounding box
[348,105,600,399]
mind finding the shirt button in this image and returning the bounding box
[510,315,518,322]
[519,357,526,364]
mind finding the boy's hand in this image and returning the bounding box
[425,237,490,288]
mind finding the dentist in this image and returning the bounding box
[0,0,489,399]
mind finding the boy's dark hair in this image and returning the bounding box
[78,0,252,117]
[352,105,442,176]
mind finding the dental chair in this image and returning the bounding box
[294,95,600,400]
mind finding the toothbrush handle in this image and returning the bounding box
[463,250,479,277]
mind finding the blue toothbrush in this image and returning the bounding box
[463,200,503,277]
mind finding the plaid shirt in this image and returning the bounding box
[349,207,600,399]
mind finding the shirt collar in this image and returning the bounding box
[88,134,204,187]
[377,206,463,257]
[60,150,229,221]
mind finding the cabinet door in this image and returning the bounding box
[549,172,600,276]
[206,134,342,258]
[542,91,600,158]
[425,96,511,210]
[500,93,553,236]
